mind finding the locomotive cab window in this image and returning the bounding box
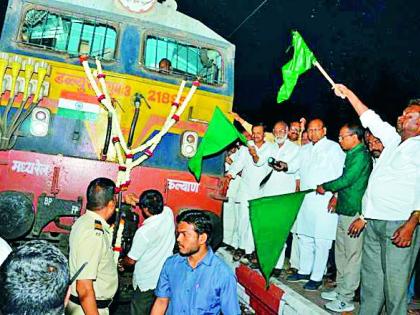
[144,35,223,85]
[20,9,117,60]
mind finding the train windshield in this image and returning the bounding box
[144,35,223,85]
[20,8,117,60]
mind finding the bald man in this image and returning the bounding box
[289,119,345,291]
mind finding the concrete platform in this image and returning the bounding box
[217,248,332,315]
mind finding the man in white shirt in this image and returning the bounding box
[288,119,345,291]
[288,119,307,274]
[225,123,273,264]
[222,144,241,251]
[120,190,175,315]
[335,84,420,315]
[231,115,306,270]
[262,121,300,275]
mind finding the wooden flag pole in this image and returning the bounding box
[313,61,335,86]
[313,61,345,99]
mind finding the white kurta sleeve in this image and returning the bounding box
[285,145,300,174]
[227,147,246,178]
[360,109,401,148]
[254,143,274,167]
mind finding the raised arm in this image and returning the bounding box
[232,112,275,142]
[232,112,252,134]
[333,84,369,116]
[334,84,400,147]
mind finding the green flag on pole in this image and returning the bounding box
[277,31,317,103]
[249,190,314,286]
[188,107,247,181]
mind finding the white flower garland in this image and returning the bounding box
[80,56,199,188]
[80,56,199,261]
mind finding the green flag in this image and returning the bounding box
[249,190,313,286]
[188,107,247,181]
[277,31,317,103]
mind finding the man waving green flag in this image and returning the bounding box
[249,190,313,286]
[277,31,317,103]
[188,107,247,181]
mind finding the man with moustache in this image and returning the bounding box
[316,123,372,312]
[288,119,307,145]
[119,190,175,315]
[289,119,345,291]
[288,118,307,274]
[222,130,252,252]
[232,112,308,146]
[67,178,118,315]
[288,121,301,143]
[334,84,420,315]
[364,129,384,162]
[225,123,273,264]
[151,210,240,315]
[262,121,300,275]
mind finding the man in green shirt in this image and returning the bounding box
[316,123,372,313]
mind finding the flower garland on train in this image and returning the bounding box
[79,55,199,260]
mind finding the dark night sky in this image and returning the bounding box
[177,0,420,135]
[1,1,419,135]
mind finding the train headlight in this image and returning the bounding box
[30,107,50,137]
[181,131,198,158]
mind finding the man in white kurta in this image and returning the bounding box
[262,121,300,273]
[223,146,242,249]
[226,124,273,259]
[290,119,345,290]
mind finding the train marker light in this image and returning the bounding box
[181,131,198,158]
[30,107,50,137]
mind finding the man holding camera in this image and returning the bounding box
[261,121,300,274]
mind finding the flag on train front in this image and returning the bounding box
[188,107,247,181]
[277,31,317,103]
[249,190,313,286]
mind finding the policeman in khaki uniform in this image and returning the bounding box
[66,178,119,315]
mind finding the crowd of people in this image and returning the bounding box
[0,180,240,315]
[222,84,419,314]
[0,83,418,315]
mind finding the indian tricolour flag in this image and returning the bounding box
[57,91,100,121]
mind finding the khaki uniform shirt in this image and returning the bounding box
[69,210,118,300]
